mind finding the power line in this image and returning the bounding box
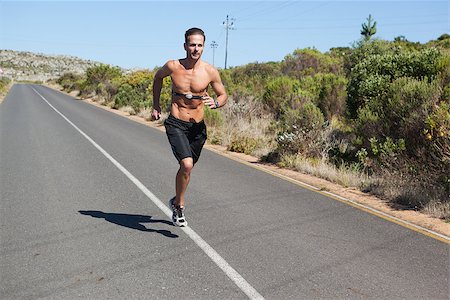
[238,20,447,31]
[235,1,296,21]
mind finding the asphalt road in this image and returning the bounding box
[1,84,449,299]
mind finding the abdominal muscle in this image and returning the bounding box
[170,97,205,123]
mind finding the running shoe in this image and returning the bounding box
[169,197,187,227]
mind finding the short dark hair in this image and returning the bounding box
[185,27,206,44]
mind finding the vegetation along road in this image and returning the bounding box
[1,84,449,299]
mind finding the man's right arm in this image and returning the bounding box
[152,61,172,120]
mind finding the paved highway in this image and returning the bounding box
[1,84,448,299]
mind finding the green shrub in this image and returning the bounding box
[85,64,122,86]
[282,48,343,78]
[276,101,326,158]
[369,137,406,157]
[57,72,84,92]
[387,78,440,145]
[123,70,154,95]
[280,101,325,133]
[228,135,261,155]
[78,64,122,98]
[425,101,450,197]
[262,76,302,115]
[204,105,224,127]
[158,76,173,112]
[316,73,347,120]
[354,77,441,154]
[0,76,11,94]
[347,48,443,118]
[344,39,396,76]
[113,84,143,112]
[226,62,283,99]
[392,36,424,52]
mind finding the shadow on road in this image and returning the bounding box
[79,210,178,238]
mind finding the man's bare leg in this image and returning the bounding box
[175,157,194,208]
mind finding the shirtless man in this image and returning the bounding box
[151,27,227,227]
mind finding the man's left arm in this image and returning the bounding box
[205,68,227,109]
[211,69,227,108]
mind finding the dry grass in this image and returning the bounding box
[118,105,136,115]
[91,94,107,106]
[362,168,450,220]
[210,97,377,190]
[279,154,377,189]
[0,82,13,104]
[423,201,450,220]
[137,107,152,121]
[208,97,276,157]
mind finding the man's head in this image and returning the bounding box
[185,27,205,44]
[184,27,206,61]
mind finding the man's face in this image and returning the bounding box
[184,34,204,60]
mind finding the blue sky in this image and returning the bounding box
[0,1,448,70]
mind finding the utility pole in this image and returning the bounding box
[210,40,218,67]
[223,15,235,69]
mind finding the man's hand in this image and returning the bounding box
[202,92,219,109]
[151,107,161,120]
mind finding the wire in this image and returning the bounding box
[1,36,178,48]
[236,1,298,21]
[247,1,331,24]
[237,20,448,31]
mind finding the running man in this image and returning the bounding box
[152,27,228,226]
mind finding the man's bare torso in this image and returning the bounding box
[170,59,212,123]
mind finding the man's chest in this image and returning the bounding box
[171,69,210,92]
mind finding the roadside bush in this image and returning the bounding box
[218,69,235,95]
[228,134,261,155]
[85,64,122,86]
[316,73,347,120]
[343,39,396,76]
[0,76,11,94]
[392,36,424,52]
[262,76,303,116]
[113,84,143,112]
[387,78,440,147]
[352,77,441,168]
[123,70,154,95]
[424,101,450,191]
[208,96,275,155]
[347,48,443,118]
[284,73,347,121]
[227,62,283,100]
[282,48,343,78]
[158,76,173,112]
[80,64,122,98]
[57,72,84,92]
[370,159,448,213]
[427,33,450,49]
[356,79,448,212]
[276,101,326,158]
[204,105,224,128]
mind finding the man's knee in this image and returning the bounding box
[180,158,194,174]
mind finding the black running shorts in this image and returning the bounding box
[164,114,207,164]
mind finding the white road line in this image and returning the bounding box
[31,87,265,300]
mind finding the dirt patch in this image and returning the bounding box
[46,84,450,240]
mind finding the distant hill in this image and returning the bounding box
[0,50,107,82]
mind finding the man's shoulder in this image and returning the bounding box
[201,60,214,69]
[202,61,219,75]
[165,59,180,69]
